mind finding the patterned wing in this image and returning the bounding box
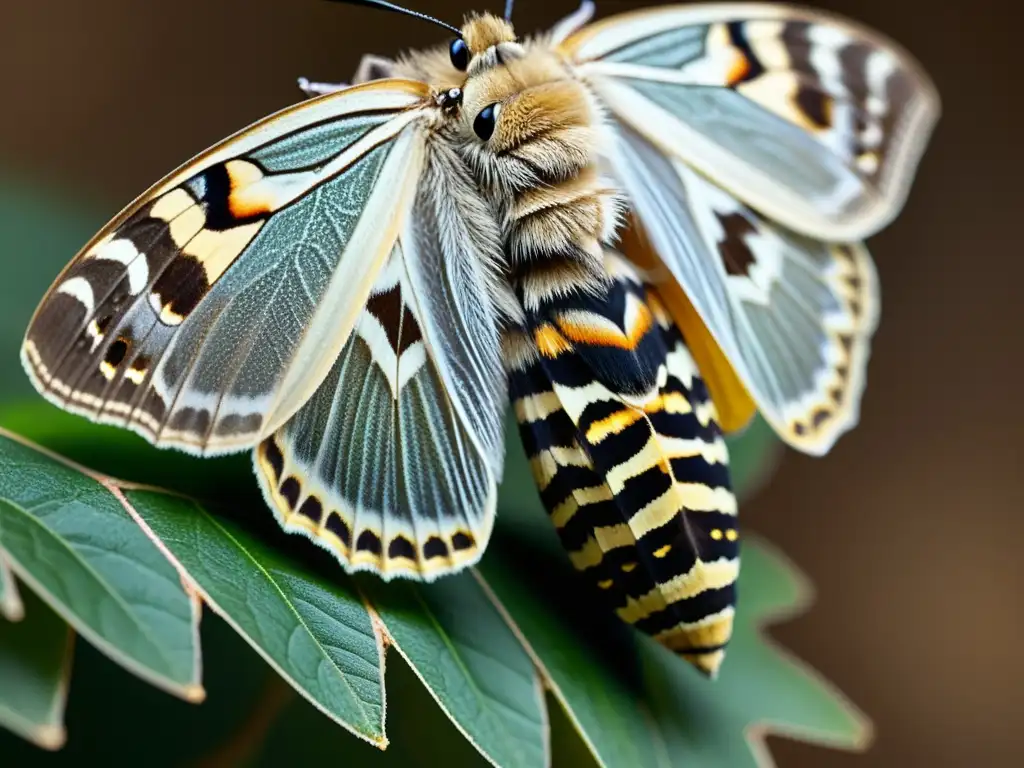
[614,125,877,454]
[22,81,430,456]
[561,3,940,241]
[508,252,739,676]
[254,142,509,579]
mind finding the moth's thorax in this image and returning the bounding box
[483,59,621,309]
[454,21,622,310]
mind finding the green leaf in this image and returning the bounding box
[255,651,498,768]
[0,608,293,765]
[637,538,872,766]
[477,533,670,768]
[0,400,254,504]
[0,431,202,701]
[0,588,73,751]
[479,433,869,768]
[361,573,548,768]
[122,489,387,747]
[0,553,23,622]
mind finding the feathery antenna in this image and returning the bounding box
[324,0,462,36]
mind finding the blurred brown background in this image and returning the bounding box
[0,0,1019,765]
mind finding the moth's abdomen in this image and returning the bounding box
[506,253,740,676]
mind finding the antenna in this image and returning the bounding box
[324,0,462,36]
[504,0,515,21]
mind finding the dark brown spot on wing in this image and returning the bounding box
[795,87,833,129]
[397,306,422,355]
[151,256,209,323]
[387,536,416,561]
[297,496,323,525]
[365,287,403,351]
[356,530,383,555]
[214,412,262,437]
[261,439,285,483]
[423,536,449,560]
[715,212,758,276]
[279,476,301,510]
[105,337,130,367]
[325,513,351,547]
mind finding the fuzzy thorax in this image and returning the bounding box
[398,13,625,308]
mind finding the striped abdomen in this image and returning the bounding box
[505,252,740,676]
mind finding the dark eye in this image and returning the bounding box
[449,38,469,71]
[473,103,500,141]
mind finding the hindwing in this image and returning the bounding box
[508,252,739,676]
[21,81,430,456]
[254,139,510,579]
[614,126,878,454]
[554,4,929,454]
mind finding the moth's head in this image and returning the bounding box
[452,42,596,200]
[453,13,522,75]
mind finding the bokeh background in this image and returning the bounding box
[0,0,1018,765]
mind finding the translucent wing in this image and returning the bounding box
[22,81,430,456]
[253,142,509,579]
[561,3,940,241]
[614,124,878,454]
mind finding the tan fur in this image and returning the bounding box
[394,13,622,303]
[462,14,516,52]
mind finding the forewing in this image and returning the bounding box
[615,124,877,455]
[253,142,509,579]
[22,81,430,455]
[562,3,940,241]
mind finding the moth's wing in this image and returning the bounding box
[561,3,940,241]
[619,218,757,435]
[614,125,878,455]
[509,252,739,676]
[253,142,510,579]
[22,80,431,456]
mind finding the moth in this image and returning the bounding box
[21,0,939,676]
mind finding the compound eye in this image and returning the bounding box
[449,38,469,71]
[473,103,500,141]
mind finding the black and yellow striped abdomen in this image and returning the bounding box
[506,253,740,676]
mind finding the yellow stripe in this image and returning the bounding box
[605,435,668,491]
[551,483,614,528]
[654,607,735,652]
[585,407,643,444]
[614,561,737,626]
[514,390,563,423]
[695,400,717,427]
[534,324,573,358]
[659,435,729,465]
[663,557,739,604]
[643,391,692,415]
[681,649,726,677]
[593,523,634,552]
[568,537,604,570]
[530,443,592,493]
[675,483,738,515]
[627,485,681,538]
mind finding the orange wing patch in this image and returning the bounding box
[555,295,653,351]
[619,218,757,433]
